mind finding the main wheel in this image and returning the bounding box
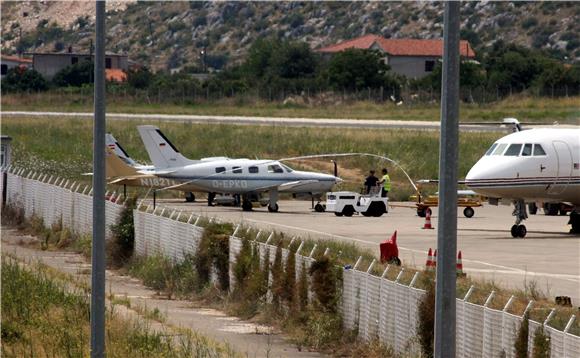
[314,203,325,212]
[334,212,343,217]
[342,206,355,217]
[417,208,426,217]
[242,201,253,211]
[185,192,196,202]
[463,207,475,218]
[511,225,518,238]
[268,203,279,213]
[516,225,527,238]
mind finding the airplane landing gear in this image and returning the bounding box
[242,195,253,211]
[268,189,279,213]
[511,200,528,238]
[569,210,580,234]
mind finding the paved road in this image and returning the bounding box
[151,199,580,302]
[2,228,323,358]
[2,110,507,132]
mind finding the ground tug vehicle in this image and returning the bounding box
[325,187,388,217]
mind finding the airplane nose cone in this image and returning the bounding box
[335,177,343,184]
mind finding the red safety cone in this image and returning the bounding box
[456,250,466,277]
[425,248,435,272]
[422,210,434,229]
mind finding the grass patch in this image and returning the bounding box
[2,116,505,200]
[2,92,579,123]
[0,256,236,357]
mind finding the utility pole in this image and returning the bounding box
[91,1,106,357]
[434,2,460,358]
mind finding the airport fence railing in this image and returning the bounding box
[3,168,579,357]
[4,167,123,238]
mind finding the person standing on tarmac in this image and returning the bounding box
[378,168,391,197]
[364,170,379,194]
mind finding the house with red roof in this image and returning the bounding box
[317,34,476,79]
[1,55,33,78]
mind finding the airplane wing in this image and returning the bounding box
[108,174,156,185]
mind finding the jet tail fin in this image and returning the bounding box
[137,125,198,169]
[106,133,138,166]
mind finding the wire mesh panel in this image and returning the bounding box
[456,298,465,357]
[379,278,396,347]
[342,269,357,331]
[361,274,381,341]
[482,308,503,357]
[527,320,542,357]
[228,237,243,289]
[501,312,521,358]
[463,302,485,357]
[564,332,580,357]
[547,326,564,358]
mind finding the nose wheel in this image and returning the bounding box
[511,200,528,238]
[511,224,527,238]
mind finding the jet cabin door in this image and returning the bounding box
[548,141,573,195]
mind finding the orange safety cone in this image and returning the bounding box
[422,210,434,229]
[433,249,437,268]
[425,248,435,271]
[456,250,466,277]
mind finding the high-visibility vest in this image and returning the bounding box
[382,174,391,191]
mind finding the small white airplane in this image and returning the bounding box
[465,120,580,237]
[136,125,342,212]
[106,133,154,172]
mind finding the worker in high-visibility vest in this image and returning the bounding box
[379,168,391,198]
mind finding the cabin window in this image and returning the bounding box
[504,144,522,156]
[215,167,226,173]
[485,143,498,156]
[533,144,546,156]
[491,143,508,155]
[425,60,435,72]
[521,144,532,156]
[232,166,242,174]
[268,164,284,173]
[249,166,259,173]
[281,163,294,172]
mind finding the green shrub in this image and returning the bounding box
[297,261,309,311]
[515,312,529,358]
[195,222,231,290]
[270,242,284,310]
[282,243,297,308]
[309,256,340,313]
[108,196,137,268]
[417,275,435,358]
[532,325,551,358]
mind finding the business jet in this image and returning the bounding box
[136,125,341,212]
[465,126,580,238]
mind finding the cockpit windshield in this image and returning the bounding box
[485,143,498,156]
[491,143,508,156]
[280,163,294,172]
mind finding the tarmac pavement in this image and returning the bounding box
[151,199,580,303]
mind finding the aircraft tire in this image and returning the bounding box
[417,208,426,217]
[242,201,253,211]
[517,225,527,238]
[334,212,343,217]
[510,225,519,238]
[463,207,475,218]
[185,192,195,203]
[268,204,279,213]
[569,211,580,234]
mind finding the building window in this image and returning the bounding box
[71,57,78,65]
[105,58,112,69]
[1,64,7,75]
[425,60,435,72]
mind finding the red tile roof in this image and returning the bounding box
[1,55,33,64]
[105,68,127,82]
[317,35,476,58]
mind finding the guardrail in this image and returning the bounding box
[4,168,578,357]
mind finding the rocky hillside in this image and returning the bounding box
[2,1,578,71]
